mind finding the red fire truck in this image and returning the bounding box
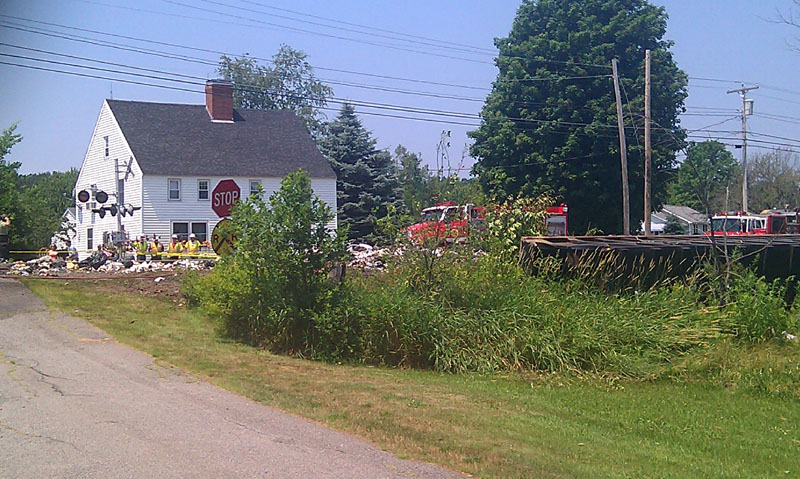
[404,202,485,244]
[404,202,569,244]
[545,204,569,236]
[709,210,800,236]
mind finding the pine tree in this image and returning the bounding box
[320,104,400,242]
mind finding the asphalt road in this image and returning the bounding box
[0,279,465,479]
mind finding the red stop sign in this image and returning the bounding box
[211,179,241,217]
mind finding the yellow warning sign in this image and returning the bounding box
[211,219,236,256]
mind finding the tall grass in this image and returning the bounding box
[336,254,724,376]
[186,244,799,382]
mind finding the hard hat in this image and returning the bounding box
[189,233,196,238]
[171,234,178,239]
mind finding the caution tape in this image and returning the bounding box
[9,249,219,258]
[9,250,219,258]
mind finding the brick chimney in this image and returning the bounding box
[205,79,233,122]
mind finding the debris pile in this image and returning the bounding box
[5,257,215,277]
[347,243,402,272]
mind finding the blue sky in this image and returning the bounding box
[1,0,799,176]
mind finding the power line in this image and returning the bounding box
[748,130,800,145]
[194,0,494,56]
[230,0,496,54]
[1,50,750,141]
[0,16,610,91]
[61,2,615,70]
[0,51,624,131]
[754,92,800,106]
[159,0,493,64]
[0,20,610,114]
[8,60,796,164]
[4,19,793,146]
[0,58,622,139]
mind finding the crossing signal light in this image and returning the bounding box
[95,191,109,204]
[77,190,90,203]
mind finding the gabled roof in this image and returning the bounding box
[106,100,335,179]
[654,205,707,225]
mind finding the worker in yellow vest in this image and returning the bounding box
[185,233,201,258]
[135,235,148,261]
[167,234,183,260]
[150,237,164,261]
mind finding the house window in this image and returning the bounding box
[198,180,209,200]
[89,201,97,224]
[168,178,181,200]
[87,228,93,251]
[249,180,261,197]
[104,136,109,157]
[172,222,189,241]
[78,206,83,224]
[172,222,207,242]
[191,222,208,242]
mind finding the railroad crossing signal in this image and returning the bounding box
[211,219,236,256]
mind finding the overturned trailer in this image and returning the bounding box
[520,234,800,289]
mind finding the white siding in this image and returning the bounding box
[142,176,337,239]
[74,101,143,258]
[75,100,338,256]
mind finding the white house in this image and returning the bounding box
[646,205,709,235]
[73,80,337,257]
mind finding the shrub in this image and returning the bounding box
[484,194,553,260]
[723,270,798,342]
[186,170,347,353]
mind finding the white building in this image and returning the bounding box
[646,205,709,235]
[73,80,337,256]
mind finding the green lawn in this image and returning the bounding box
[23,279,800,479]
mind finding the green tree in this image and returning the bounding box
[394,145,430,215]
[319,103,401,242]
[394,145,487,218]
[469,0,688,234]
[0,124,23,248]
[18,169,79,250]
[669,140,739,214]
[218,45,333,139]
[662,214,685,234]
[426,175,486,207]
[188,170,347,351]
[747,150,800,212]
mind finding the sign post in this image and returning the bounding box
[211,179,241,217]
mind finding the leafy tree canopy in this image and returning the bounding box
[394,145,486,218]
[319,104,401,242]
[470,0,688,234]
[0,123,23,219]
[218,45,333,139]
[669,140,739,214]
[0,123,78,252]
[662,214,685,235]
[746,150,800,212]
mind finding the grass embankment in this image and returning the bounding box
[24,279,800,479]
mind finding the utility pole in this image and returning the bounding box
[726,84,758,212]
[114,158,122,234]
[612,58,630,235]
[644,50,652,236]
